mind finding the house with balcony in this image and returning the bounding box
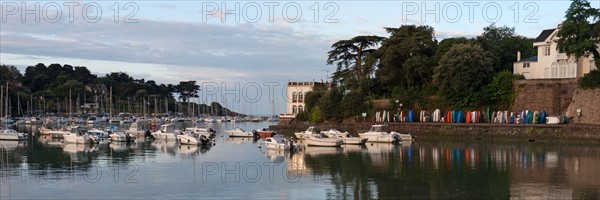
[514,27,598,79]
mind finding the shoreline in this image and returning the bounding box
[269,122,600,145]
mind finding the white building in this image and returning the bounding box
[513,27,598,79]
[280,81,328,119]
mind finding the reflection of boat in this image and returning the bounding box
[304,135,343,147]
[321,129,368,145]
[63,143,97,154]
[176,144,198,154]
[226,127,254,137]
[264,135,295,151]
[342,144,368,153]
[0,140,25,150]
[151,124,179,141]
[294,126,318,139]
[359,125,414,143]
[109,142,137,151]
[264,149,287,162]
[303,146,343,156]
[225,137,255,144]
[0,128,28,140]
[152,140,178,154]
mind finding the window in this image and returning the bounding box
[292,106,297,114]
[298,105,303,113]
[544,46,551,56]
[522,63,530,68]
[292,92,297,103]
[298,92,303,103]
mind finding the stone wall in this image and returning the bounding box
[513,79,578,116]
[270,122,600,144]
[566,88,600,125]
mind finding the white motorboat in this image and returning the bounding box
[0,129,27,140]
[321,129,368,145]
[48,126,85,139]
[63,131,98,144]
[183,127,215,138]
[203,117,216,123]
[126,122,145,136]
[304,135,343,147]
[226,127,254,137]
[38,127,53,135]
[264,134,295,151]
[178,133,212,145]
[88,128,110,138]
[294,126,319,139]
[358,125,414,143]
[109,131,136,142]
[151,124,179,141]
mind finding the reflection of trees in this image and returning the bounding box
[301,142,512,199]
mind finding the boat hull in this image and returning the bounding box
[305,137,343,147]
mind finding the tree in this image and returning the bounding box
[374,25,438,90]
[433,44,494,107]
[175,81,199,102]
[476,24,536,72]
[434,37,473,64]
[327,35,385,91]
[557,0,600,68]
[0,65,23,85]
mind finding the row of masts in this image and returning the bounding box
[1,84,279,119]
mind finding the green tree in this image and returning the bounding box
[340,92,366,118]
[579,69,600,88]
[327,35,385,91]
[0,65,23,85]
[476,24,536,72]
[482,71,525,110]
[175,81,199,102]
[557,0,600,68]
[374,25,438,91]
[433,44,494,107]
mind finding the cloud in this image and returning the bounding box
[0,14,331,84]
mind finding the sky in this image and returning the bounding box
[1,0,598,115]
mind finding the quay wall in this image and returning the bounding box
[270,122,600,144]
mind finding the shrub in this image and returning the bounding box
[579,70,600,88]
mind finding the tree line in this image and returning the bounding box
[0,63,233,117]
[298,0,600,123]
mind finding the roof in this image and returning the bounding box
[534,29,556,43]
[521,56,538,62]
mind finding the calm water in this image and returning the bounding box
[1,122,599,199]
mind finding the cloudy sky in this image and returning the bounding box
[1,0,597,114]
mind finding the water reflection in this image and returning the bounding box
[285,140,599,199]
[0,123,598,199]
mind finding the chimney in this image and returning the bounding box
[517,51,521,61]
